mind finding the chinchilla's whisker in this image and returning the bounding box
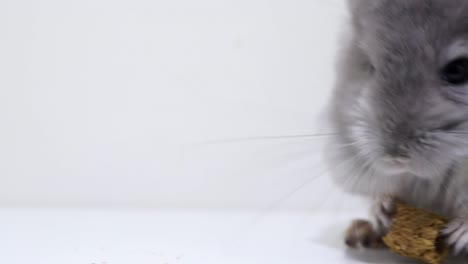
[342,152,374,192]
[422,158,467,213]
[198,133,338,145]
[319,154,372,211]
[287,152,363,207]
[246,154,358,224]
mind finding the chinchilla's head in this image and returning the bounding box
[328,0,468,192]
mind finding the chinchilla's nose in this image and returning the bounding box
[383,148,410,166]
[385,143,410,159]
[383,144,411,168]
[384,122,414,161]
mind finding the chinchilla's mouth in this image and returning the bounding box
[377,158,411,175]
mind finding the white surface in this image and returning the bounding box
[1,2,464,263]
[2,208,448,264]
[0,0,349,209]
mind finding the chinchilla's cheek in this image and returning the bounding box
[453,146,468,157]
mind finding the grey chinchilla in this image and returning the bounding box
[327,0,468,254]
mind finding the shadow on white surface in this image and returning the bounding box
[346,250,421,264]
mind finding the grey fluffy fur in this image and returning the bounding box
[327,0,468,253]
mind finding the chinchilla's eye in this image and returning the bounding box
[437,120,463,131]
[441,58,468,85]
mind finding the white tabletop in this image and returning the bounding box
[2,208,459,264]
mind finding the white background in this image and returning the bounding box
[0,0,356,210]
[0,1,444,264]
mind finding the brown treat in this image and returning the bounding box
[382,202,449,264]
